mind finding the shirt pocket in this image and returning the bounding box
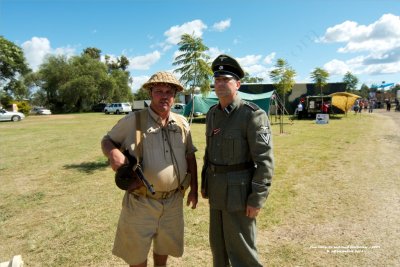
[222,130,242,163]
[168,126,186,152]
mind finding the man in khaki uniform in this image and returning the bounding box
[101,72,198,267]
[201,55,274,267]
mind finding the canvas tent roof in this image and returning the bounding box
[184,90,274,116]
[329,92,361,112]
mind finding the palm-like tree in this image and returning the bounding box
[269,58,296,133]
[310,67,329,96]
[173,33,212,124]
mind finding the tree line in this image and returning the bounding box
[1,34,397,114]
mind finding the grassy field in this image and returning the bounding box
[0,112,399,266]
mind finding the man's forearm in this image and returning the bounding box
[101,136,118,157]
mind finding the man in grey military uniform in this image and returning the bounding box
[201,54,274,267]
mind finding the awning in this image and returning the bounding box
[329,92,361,112]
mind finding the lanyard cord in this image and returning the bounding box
[162,126,181,186]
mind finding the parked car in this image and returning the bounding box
[104,103,132,114]
[0,109,25,122]
[31,107,52,115]
[92,103,108,112]
[171,103,186,115]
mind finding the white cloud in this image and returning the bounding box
[128,51,161,70]
[244,64,268,74]
[207,47,226,62]
[237,54,262,66]
[21,37,77,71]
[263,52,276,65]
[320,13,400,53]
[164,19,207,45]
[319,13,400,76]
[131,75,150,92]
[246,65,273,83]
[212,19,231,32]
[21,37,51,71]
[54,46,75,57]
[323,59,351,76]
[319,21,368,43]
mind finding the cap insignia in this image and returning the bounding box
[219,66,224,70]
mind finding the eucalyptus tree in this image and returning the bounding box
[269,59,296,108]
[270,58,296,98]
[37,55,72,111]
[310,67,329,95]
[242,72,264,83]
[173,33,213,123]
[37,53,132,113]
[0,36,31,99]
[83,47,102,61]
[342,71,359,92]
[359,83,370,98]
[269,58,296,133]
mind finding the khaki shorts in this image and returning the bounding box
[112,191,184,265]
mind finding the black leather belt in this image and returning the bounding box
[208,162,254,173]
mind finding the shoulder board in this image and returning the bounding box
[243,101,260,111]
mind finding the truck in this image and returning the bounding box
[303,95,332,117]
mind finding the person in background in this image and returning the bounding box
[354,99,360,114]
[201,54,274,267]
[101,71,198,267]
[368,99,375,113]
[297,101,304,120]
[322,101,329,114]
[386,99,391,111]
[358,100,363,113]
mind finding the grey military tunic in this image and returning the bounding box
[202,96,274,267]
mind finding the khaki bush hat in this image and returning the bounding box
[142,71,184,92]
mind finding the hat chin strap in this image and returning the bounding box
[214,70,239,80]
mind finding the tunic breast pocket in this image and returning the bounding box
[222,130,242,163]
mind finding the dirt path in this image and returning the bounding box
[260,109,400,266]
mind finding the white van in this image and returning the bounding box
[104,103,132,114]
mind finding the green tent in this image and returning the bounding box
[184,90,274,116]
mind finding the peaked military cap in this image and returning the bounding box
[212,54,245,80]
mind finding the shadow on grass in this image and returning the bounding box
[64,160,109,174]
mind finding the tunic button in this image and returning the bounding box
[166,150,169,153]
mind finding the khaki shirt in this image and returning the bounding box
[106,108,197,192]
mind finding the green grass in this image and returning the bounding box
[0,112,395,266]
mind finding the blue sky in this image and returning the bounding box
[1,0,399,92]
